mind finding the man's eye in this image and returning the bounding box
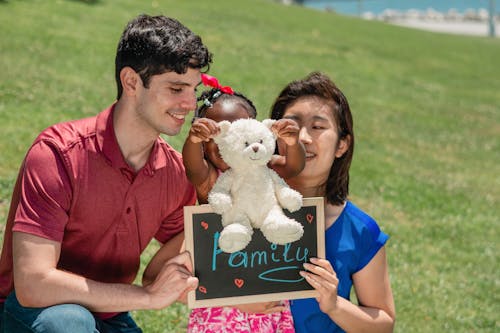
[170,87,182,93]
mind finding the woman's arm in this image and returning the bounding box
[301,248,395,332]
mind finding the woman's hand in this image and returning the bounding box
[300,257,339,315]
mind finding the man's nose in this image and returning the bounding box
[181,91,197,111]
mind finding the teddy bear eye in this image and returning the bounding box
[259,139,263,144]
[244,141,249,147]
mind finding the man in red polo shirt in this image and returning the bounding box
[0,14,212,332]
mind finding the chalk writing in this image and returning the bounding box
[184,198,324,308]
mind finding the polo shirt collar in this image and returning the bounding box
[96,104,167,176]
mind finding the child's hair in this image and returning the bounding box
[269,71,354,205]
[195,88,257,119]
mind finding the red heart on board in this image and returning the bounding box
[234,279,244,288]
[306,214,314,224]
[201,221,209,230]
[198,286,207,294]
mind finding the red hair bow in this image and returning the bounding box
[201,74,234,95]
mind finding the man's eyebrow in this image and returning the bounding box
[166,80,202,87]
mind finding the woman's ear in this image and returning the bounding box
[120,67,140,96]
[335,135,351,158]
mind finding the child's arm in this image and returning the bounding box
[269,118,306,179]
[182,118,220,186]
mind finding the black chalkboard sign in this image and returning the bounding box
[184,197,325,308]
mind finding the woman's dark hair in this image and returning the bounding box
[270,71,354,205]
[115,14,212,99]
[195,88,257,119]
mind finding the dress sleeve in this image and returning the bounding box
[13,141,72,242]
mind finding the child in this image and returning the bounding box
[143,74,303,332]
[182,74,305,204]
[184,74,303,332]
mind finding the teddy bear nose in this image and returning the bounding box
[252,146,259,153]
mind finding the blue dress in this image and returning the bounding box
[290,201,389,333]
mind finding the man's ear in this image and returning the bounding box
[120,67,140,96]
[335,135,351,158]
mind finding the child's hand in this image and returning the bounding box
[272,118,300,146]
[188,118,220,143]
[300,257,339,315]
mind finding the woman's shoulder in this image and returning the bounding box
[340,201,387,240]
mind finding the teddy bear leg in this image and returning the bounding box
[218,212,253,253]
[260,207,304,245]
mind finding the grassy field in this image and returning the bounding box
[0,0,499,332]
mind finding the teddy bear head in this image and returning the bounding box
[213,118,277,169]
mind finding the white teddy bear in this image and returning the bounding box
[208,118,304,253]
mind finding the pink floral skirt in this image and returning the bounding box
[187,301,295,333]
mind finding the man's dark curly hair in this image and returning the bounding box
[115,14,212,99]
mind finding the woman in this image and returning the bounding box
[270,72,396,332]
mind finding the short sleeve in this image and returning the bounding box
[13,141,72,242]
[355,215,389,272]
[154,181,196,244]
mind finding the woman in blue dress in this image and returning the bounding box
[270,72,396,332]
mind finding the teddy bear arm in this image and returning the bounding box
[269,170,303,212]
[208,171,234,214]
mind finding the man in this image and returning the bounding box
[0,14,212,332]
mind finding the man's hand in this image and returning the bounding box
[144,251,198,309]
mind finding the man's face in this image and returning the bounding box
[135,68,201,136]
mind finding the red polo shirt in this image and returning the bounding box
[0,104,196,312]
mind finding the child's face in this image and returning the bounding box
[203,99,252,171]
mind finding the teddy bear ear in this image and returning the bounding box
[217,120,232,137]
[262,119,276,130]
[262,119,277,138]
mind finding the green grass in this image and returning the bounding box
[1,0,499,332]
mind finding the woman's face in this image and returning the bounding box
[203,99,251,171]
[281,96,346,188]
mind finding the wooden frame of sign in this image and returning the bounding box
[184,197,325,309]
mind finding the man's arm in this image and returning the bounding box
[13,232,197,312]
[142,231,185,287]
